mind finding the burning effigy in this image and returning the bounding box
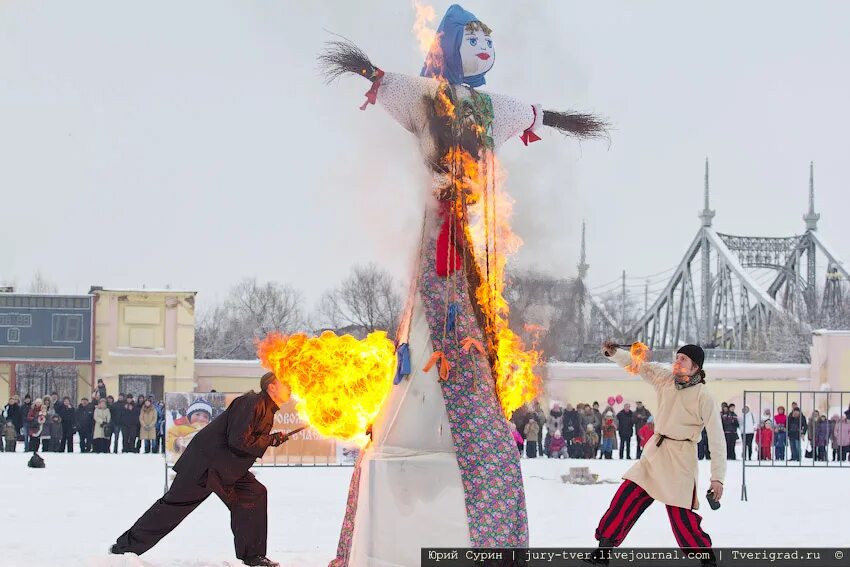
[315,4,608,565]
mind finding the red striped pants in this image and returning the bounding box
[595,480,712,548]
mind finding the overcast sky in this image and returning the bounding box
[1,1,848,312]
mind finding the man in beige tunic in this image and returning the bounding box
[586,342,726,567]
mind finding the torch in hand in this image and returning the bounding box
[270,426,308,447]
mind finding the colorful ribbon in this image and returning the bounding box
[423,351,450,381]
[519,106,542,146]
[359,69,385,111]
[460,336,485,355]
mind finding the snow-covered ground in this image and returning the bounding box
[1,452,845,567]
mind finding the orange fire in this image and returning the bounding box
[414,1,444,77]
[459,152,543,418]
[625,341,650,374]
[257,331,396,447]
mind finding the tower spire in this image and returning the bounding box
[577,219,589,279]
[699,157,715,227]
[804,161,820,231]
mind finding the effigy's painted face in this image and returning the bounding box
[459,25,494,79]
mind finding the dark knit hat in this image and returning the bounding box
[677,344,705,369]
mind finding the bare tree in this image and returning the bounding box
[317,264,403,338]
[28,270,58,294]
[195,278,305,359]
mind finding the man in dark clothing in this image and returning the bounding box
[76,398,95,453]
[5,397,23,442]
[617,404,635,459]
[121,399,139,453]
[721,404,739,460]
[111,372,292,567]
[787,408,807,461]
[632,401,652,458]
[96,379,107,400]
[58,397,76,452]
[563,404,582,458]
[51,391,61,414]
[110,394,124,453]
[135,394,146,451]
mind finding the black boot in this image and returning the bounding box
[583,538,614,565]
[242,556,280,567]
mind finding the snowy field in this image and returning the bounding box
[1,452,845,567]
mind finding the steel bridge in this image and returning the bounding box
[584,161,848,354]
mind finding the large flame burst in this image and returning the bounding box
[458,149,543,418]
[257,331,396,447]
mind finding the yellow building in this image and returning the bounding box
[90,287,197,399]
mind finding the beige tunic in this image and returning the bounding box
[609,350,726,510]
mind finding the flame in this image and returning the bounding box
[414,1,444,79]
[257,331,396,447]
[625,341,650,374]
[413,1,437,55]
[461,153,543,418]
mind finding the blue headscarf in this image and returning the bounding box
[420,4,491,87]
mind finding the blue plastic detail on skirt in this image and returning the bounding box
[393,343,411,385]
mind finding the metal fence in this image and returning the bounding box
[741,390,850,501]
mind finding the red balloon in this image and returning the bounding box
[616,395,624,404]
[607,396,616,407]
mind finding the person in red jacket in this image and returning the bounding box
[756,419,773,460]
[549,430,567,458]
[638,416,655,449]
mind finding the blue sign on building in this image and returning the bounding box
[0,294,93,362]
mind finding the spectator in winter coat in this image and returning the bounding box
[140,400,158,453]
[580,406,597,452]
[4,419,16,452]
[75,398,95,453]
[96,379,107,400]
[584,424,599,459]
[134,394,147,451]
[638,415,655,449]
[563,404,582,456]
[20,394,32,433]
[523,417,540,459]
[110,394,125,453]
[814,415,829,461]
[57,397,76,452]
[545,404,565,456]
[633,401,652,458]
[510,422,523,455]
[121,399,139,453]
[155,400,166,453]
[600,415,616,459]
[40,396,55,452]
[26,398,45,452]
[739,406,756,460]
[787,408,806,462]
[93,399,112,453]
[591,402,603,456]
[835,416,850,461]
[48,414,63,452]
[617,404,635,459]
[807,410,820,445]
[773,407,788,461]
[529,401,545,457]
[549,430,567,458]
[756,420,773,460]
[721,404,740,460]
[3,396,23,442]
[829,414,840,461]
[50,392,61,414]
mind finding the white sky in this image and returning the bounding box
[1,1,848,311]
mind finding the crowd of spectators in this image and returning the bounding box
[1,378,166,455]
[512,398,850,463]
